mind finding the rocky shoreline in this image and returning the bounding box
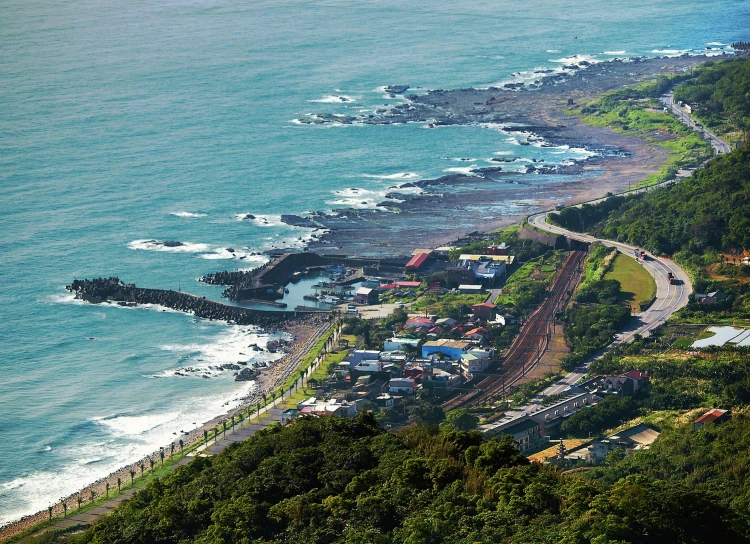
[278,54,724,256]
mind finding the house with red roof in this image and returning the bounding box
[405,252,430,272]
[405,316,435,329]
[397,281,422,289]
[462,327,489,344]
[622,370,649,392]
[693,409,729,430]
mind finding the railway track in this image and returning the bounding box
[442,249,586,411]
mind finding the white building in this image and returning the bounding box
[348,350,380,366]
[384,337,422,352]
[460,350,492,378]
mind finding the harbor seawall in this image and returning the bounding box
[66,278,306,325]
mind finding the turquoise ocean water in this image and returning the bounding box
[1,0,747,525]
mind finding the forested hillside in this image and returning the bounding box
[598,146,750,255]
[551,58,750,257]
[550,57,750,320]
[51,414,747,544]
[674,57,750,136]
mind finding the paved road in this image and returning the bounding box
[526,211,693,396]
[512,89,729,406]
[661,91,732,155]
[354,302,410,319]
[529,212,693,340]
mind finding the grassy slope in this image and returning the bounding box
[604,253,657,312]
[411,292,487,314]
[494,250,566,306]
[572,91,713,189]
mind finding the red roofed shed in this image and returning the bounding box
[693,409,729,430]
[405,252,429,272]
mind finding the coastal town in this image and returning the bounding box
[4,15,750,542]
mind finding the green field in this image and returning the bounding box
[604,254,656,312]
[411,292,487,315]
[572,87,713,189]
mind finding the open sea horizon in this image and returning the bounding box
[1,0,748,526]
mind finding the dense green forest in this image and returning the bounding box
[674,57,750,136]
[551,145,750,255]
[46,414,747,544]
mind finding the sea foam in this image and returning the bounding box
[361,172,420,181]
[170,211,207,218]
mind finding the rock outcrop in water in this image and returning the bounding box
[384,85,409,94]
[66,277,300,326]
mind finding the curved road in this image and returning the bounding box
[525,213,693,396]
[496,80,729,408]
[529,212,692,340]
[661,91,732,155]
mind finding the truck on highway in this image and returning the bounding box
[634,249,651,261]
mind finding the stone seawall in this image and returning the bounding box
[66,277,303,326]
[519,222,567,249]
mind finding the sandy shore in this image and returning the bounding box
[0,314,331,542]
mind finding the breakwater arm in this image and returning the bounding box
[66,277,304,326]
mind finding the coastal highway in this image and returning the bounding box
[528,212,693,340]
[511,90,725,403]
[526,211,693,397]
[661,91,732,155]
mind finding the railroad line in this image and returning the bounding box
[442,249,586,410]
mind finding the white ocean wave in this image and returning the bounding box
[170,211,207,218]
[546,49,561,53]
[650,48,691,56]
[198,248,267,262]
[549,54,600,65]
[602,50,626,55]
[94,412,181,437]
[128,239,212,254]
[707,42,727,47]
[327,187,391,209]
[233,213,284,227]
[361,172,420,181]
[156,326,289,377]
[128,239,265,262]
[48,292,85,305]
[0,365,283,527]
[443,167,478,176]
[308,94,358,104]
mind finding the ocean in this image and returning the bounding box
[1,0,747,526]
